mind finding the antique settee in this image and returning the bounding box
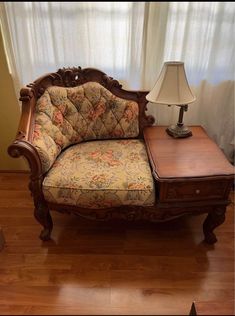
[8,67,233,243]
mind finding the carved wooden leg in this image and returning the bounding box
[203,206,226,244]
[34,201,53,241]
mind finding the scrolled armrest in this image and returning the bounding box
[8,140,42,178]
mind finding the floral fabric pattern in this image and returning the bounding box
[32,82,139,173]
[43,139,155,209]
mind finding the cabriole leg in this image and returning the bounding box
[203,206,226,244]
[34,201,53,241]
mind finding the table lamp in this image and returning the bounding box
[146,61,196,138]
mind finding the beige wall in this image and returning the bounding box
[0,27,28,170]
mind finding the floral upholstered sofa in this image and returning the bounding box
[8,67,233,244]
[8,67,156,240]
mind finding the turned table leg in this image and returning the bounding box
[203,206,226,244]
[34,201,53,241]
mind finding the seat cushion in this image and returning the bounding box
[42,139,155,209]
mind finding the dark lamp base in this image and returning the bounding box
[166,125,192,138]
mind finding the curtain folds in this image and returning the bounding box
[0,3,21,99]
[1,1,234,161]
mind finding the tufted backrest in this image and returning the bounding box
[32,81,139,173]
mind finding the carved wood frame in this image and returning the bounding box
[8,67,231,244]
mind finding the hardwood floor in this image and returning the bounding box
[0,173,234,315]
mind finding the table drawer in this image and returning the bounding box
[160,180,229,202]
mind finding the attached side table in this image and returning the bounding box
[143,126,234,244]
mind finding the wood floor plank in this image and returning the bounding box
[0,172,234,315]
[191,300,234,315]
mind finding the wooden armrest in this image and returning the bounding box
[8,87,43,177]
[15,87,35,143]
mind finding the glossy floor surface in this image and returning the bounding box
[0,173,234,315]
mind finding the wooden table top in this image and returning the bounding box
[143,126,235,180]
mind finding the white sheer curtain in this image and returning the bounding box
[1,1,234,161]
[2,2,145,87]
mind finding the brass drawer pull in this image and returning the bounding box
[196,189,200,194]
